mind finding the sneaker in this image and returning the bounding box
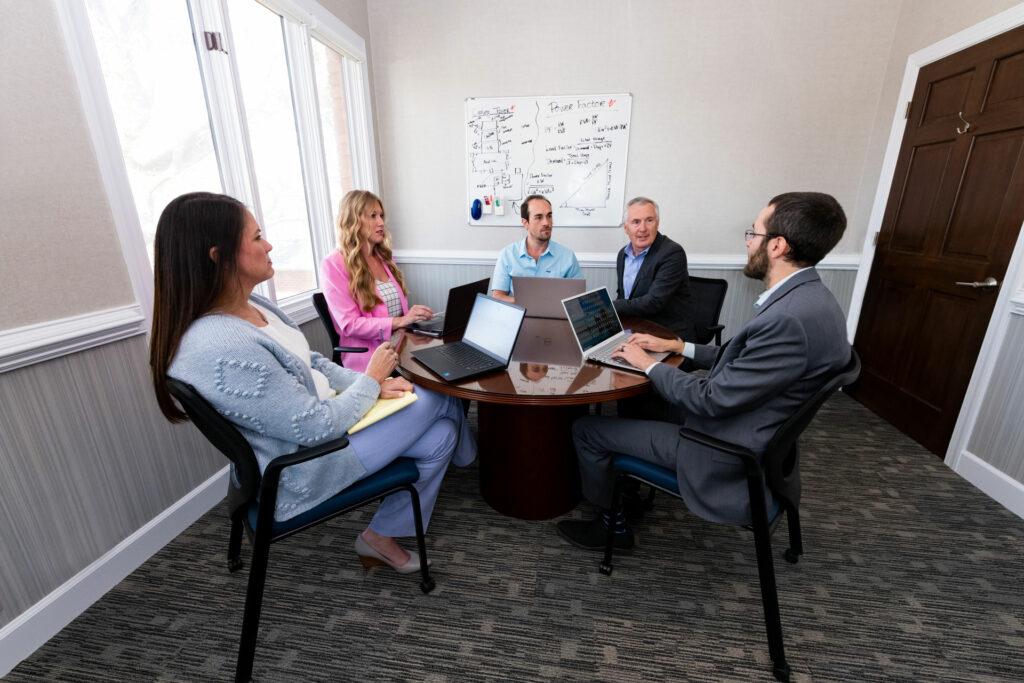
[556,517,634,551]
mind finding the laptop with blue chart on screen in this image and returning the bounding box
[411,294,526,382]
[561,287,669,373]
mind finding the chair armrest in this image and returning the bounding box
[707,324,724,346]
[336,346,369,354]
[263,435,352,483]
[679,427,761,475]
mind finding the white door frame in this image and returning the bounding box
[846,4,1024,518]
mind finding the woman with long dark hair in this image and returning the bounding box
[320,190,435,372]
[150,192,475,573]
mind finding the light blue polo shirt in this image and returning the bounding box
[490,238,583,294]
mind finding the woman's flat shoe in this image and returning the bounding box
[354,534,431,574]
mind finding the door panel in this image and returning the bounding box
[921,69,975,124]
[850,24,1024,456]
[983,50,1024,111]
[890,142,955,253]
[946,129,1024,258]
[901,291,973,408]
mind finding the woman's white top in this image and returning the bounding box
[253,303,334,399]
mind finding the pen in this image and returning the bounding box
[379,327,384,346]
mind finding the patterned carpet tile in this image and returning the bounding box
[8,395,1024,682]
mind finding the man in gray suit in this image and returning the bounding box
[558,192,851,550]
[614,197,697,342]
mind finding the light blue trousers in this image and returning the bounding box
[347,388,475,537]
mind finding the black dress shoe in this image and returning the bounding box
[556,517,634,551]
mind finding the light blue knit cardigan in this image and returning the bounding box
[169,295,380,521]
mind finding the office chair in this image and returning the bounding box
[599,350,861,682]
[312,291,368,365]
[166,378,434,683]
[688,276,728,345]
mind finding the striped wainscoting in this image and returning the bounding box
[0,334,224,672]
[968,312,1024,484]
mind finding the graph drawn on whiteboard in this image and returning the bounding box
[466,94,631,227]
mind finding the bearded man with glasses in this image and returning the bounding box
[558,192,851,550]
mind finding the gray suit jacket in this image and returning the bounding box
[646,268,850,525]
[613,233,697,342]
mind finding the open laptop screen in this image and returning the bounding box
[562,288,623,353]
[462,294,524,361]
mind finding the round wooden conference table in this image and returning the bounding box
[396,316,683,520]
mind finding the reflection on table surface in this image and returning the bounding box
[397,316,681,401]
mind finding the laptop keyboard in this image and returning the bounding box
[590,345,632,367]
[438,343,496,371]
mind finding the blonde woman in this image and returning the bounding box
[320,190,434,372]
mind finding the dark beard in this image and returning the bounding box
[743,241,769,281]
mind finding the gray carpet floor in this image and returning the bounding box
[8,394,1024,681]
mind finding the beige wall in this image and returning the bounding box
[365,0,902,256]
[0,0,134,330]
[850,0,1023,244]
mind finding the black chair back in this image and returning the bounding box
[688,276,728,344]
[312,291,342,357]
[762,350,862,510]
[167,377,260,516]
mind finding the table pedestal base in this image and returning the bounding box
[477,402,586,520]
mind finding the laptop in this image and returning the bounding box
[407,277,490,337]
[411,294,526,382]
[561,287,670,373]
[511,276,586,319]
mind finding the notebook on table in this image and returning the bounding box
[411,294,526,382]
[561,287,670,373]
[511,276,586,319]
[407,277,490,337]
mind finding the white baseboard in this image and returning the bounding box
[951,451,1024,520]
[0,466,229,677]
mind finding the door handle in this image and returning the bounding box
[954,276,999,291]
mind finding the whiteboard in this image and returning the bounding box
[466,93,632,227]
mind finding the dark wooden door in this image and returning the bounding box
[849,24,1024,456]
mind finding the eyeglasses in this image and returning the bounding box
[744,230,780,243]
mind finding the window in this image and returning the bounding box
[78,0,376,319]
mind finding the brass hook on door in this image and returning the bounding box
[956,111,971,135]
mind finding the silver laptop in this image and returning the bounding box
[561,287,669,373]
[511,276,586,319]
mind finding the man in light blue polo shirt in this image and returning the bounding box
[490,194,582,302]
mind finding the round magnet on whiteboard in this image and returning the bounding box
[471,199,482,220]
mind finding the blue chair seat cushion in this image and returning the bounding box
[249,457,420,536]
[612,454,679,494]
[612,453,781,523]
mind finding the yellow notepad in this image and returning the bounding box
[347,391,419,434]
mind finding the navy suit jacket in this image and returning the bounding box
[614,233,697,341]
[646,268,850,525]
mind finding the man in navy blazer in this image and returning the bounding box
[613,197,697,342]
[559,192,851,550]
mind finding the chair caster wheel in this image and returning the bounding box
[228,558,244,572]
[420,577,436,594]
[783,548,800,564]
[598,563,613,576]
[773,662,791,681]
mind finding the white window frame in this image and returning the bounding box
[57,0,378,326]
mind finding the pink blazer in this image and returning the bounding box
[320,250,409,373]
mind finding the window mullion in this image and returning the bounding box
[188,0,274,300]
[281,18,335,290]
[341,57,378,193]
